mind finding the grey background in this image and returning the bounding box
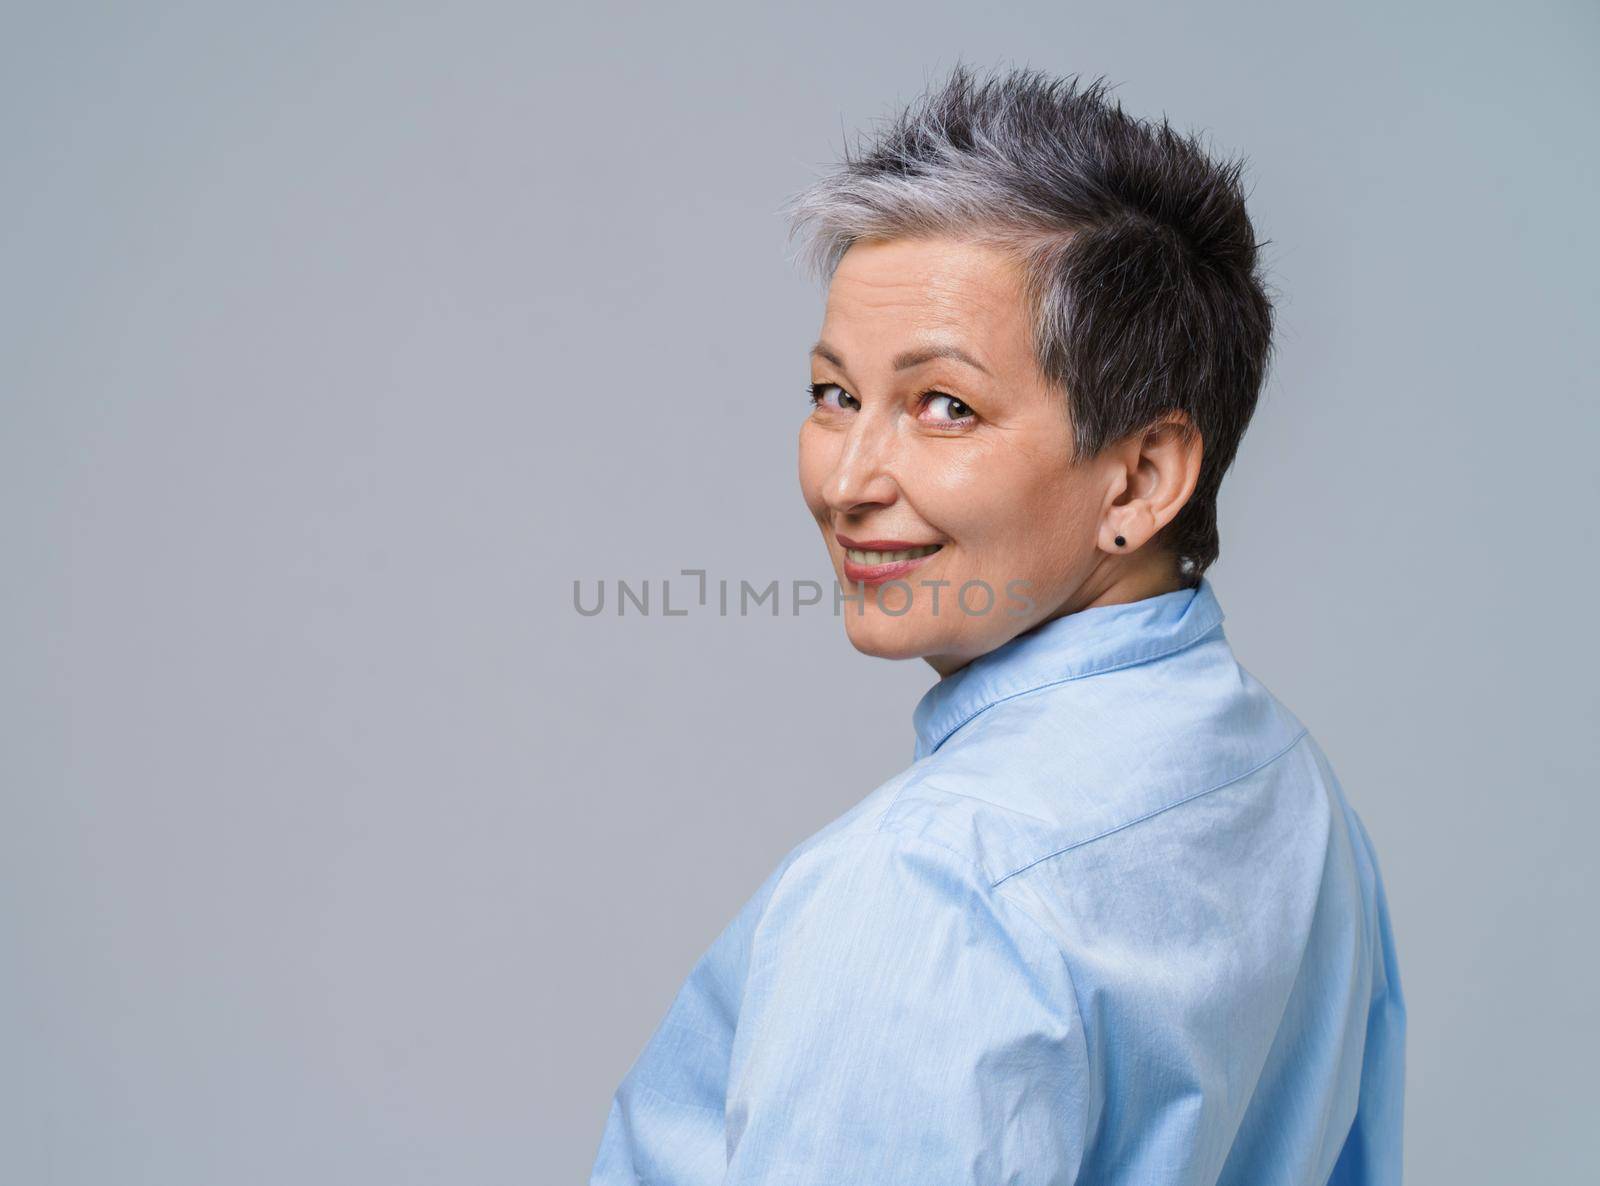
[2,1,1595,1182]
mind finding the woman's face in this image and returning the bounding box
[799,234,1131,675]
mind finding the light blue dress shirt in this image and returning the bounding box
[590,577,1405,1184]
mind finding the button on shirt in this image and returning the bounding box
[589,576,1406,1185]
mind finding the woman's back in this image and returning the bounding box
[590,579,1406,1184]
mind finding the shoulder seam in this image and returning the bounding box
[991,727,1312,888]
[773,825,1078,968]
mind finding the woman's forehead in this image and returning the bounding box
[820,241,1029,369]
[827,236,1024,308]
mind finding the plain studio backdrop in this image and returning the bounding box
[2,2,1595,1182]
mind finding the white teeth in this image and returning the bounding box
[845,545,941,565]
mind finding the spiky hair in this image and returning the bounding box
[781,62,1277,582]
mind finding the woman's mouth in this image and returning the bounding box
[840,542,944,586]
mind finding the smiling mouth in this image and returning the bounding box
[843,544,943,565]
[839,542,945,587]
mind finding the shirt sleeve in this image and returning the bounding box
[721,827,1092,1185]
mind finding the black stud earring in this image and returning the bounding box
[1114,535,1126,547]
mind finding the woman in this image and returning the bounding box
[590,65,1404,1185]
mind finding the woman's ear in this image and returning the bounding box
[1101,413,1203,551]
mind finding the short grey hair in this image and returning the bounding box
[781,63,1276,584]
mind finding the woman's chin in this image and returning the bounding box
[841,614,951,662]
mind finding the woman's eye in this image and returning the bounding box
[922,392,975,422]
[807,382,859,412]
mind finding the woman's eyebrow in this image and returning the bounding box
[811,339,992,377]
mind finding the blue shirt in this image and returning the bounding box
[590,577,1406,1184]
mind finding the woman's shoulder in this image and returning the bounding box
[756,778,998,934]
[745,812,1077,1020]
[739,687,1356,994]
[889,647,1317,884]
[762,758,1067,919]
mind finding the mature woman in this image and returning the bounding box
[590,65,1404,1185]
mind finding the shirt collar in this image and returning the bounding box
[911,576,1227,759]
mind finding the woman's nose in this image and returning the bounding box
[824,418,898,513]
